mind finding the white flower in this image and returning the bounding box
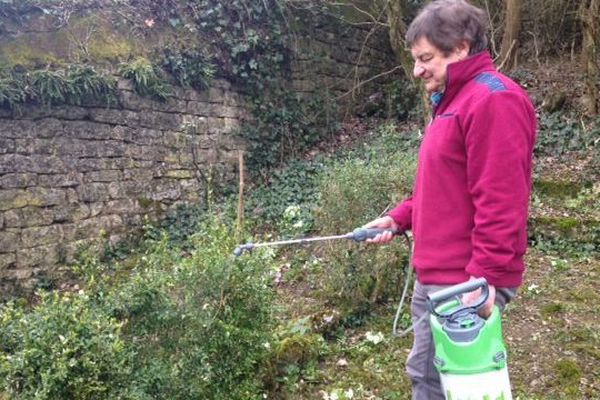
[365,331,384,344]
[526,284,540,294]
[345,388,354,399]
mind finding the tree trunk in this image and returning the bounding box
[384,0,431,124]
[580,0,600,116]
[499,0,522,71]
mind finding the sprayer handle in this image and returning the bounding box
[426,278,489,319]
[350,227,400,242]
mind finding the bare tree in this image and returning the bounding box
[580,0,599,115]
[498,0,522,71]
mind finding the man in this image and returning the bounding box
[364,0,536,398]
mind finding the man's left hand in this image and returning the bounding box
[461,276,496,318]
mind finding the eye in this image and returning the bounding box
[419,54,433,62]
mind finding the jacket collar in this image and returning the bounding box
[436,51,497,111]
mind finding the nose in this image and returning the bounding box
[413,64,425,79]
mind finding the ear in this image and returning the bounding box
[455,40,471,59]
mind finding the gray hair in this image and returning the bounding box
[406,0,489,56]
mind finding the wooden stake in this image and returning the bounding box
[236,150,245,240]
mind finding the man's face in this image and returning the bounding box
[410,37,467,94]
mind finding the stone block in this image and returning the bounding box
[125,144,156,161]
[104,199,139,215]
[164,169,193,179]
[77,183,110,203]
[162,131,189,149]
[139,111,183,131]
[222,91,244,107]
[72,215,123,241]
[52,203,91,223]
[0,252,16,270]
[132,128,163,146]
[21,225,63,248]
[85,170,123,182]
[38,172,83,188]
[26,187,67,207]
[88,202,104,218]
[91,109,141,127]
[0,173,38,189]
[0,119,30,139]
[69,157,130,172]
[16,244,59,267]
[217,105,243,119]
[181,115,209,134]
[0,138,15,154]
[66,188,79,204]
[36,118,64,139]
[3,268,32,280]
[157,97,187,113]
[2,154,66,174]
[151,180,182,202]
[119,90,149,111]
[0,230,20,252]
[63,120,114,140]
[123,168,154,181]
[4,207,54,228]
[0,189,30,210]
[208,86,225,103]
[185,101,211,117]
[83,140,126,158]
[15,138,53,155]
[109,180,145,198]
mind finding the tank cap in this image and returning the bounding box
[442,311,485,343]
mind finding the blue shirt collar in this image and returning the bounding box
[430,91,443,107]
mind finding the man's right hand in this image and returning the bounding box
[363,216,399,244]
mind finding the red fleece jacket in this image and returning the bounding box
[389,52,536,287]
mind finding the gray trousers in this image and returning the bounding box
[407,280,517,400]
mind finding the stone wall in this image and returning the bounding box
[0,19,400,295]
[0,79,249,294]
[291,23,399,103]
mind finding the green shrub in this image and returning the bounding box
[162,46,215,90]
[245,159,324,230]
[29,69,74,106]
[0,291,136,400]
[384,79,420,121]
[314,128,417,312]
[1,215,277,399]
[0,65,117,110]
[240,93,338,173]
[0,73,26,111]
[119,57,171,101]
[67,64,117,106]
[536,112,600,155]
[115,219,275,399]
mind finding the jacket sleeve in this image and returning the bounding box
[388,197,413,231]
[463,91,535,286]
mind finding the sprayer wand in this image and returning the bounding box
[233,227,398,256]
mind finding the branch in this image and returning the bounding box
[325,1,386,25]
[336,65,403,100]
[497,39,517,71]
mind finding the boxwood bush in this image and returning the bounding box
[0,215,276,399]
[313,124,418,314]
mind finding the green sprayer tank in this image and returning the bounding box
[427,278,513,400]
